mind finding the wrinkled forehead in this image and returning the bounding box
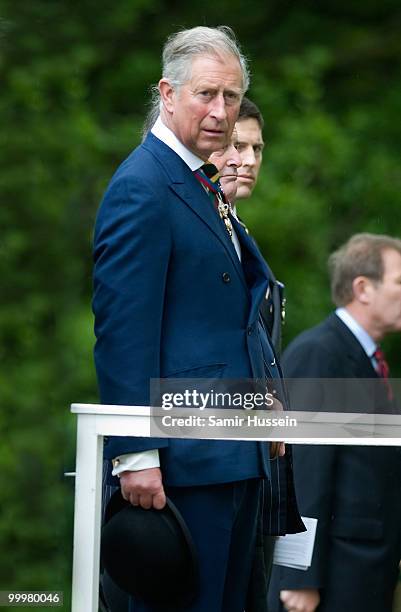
[185,52,244,89]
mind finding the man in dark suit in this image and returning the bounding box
[268,233,401,612]
[230,98,285,363]
[93,26,301,612]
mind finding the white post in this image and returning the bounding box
[71,414,103,612]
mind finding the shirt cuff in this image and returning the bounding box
[111,449,160,476]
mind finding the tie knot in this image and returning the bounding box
[194,164,227,202]
[373,347,385,361]
[373,346,390,378]
[201,162,220,183]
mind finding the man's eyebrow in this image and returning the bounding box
[194,84,241,92]
[234,139,265,146]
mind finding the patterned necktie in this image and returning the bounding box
[373,347,393,400]
[193,163,233,238]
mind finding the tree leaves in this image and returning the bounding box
[1,1,400,605]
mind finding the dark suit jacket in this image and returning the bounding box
[268,313,401,612]
[93,131,289,490]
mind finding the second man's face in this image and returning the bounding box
[209,137,242,203]
[233,118,264,200]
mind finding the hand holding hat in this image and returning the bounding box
[120,467,166,510]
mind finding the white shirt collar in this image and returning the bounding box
[151,116,204,171]
[335,307,377,357]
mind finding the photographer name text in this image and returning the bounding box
[160,414,297,428]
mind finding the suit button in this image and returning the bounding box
[222,272,231,283]
[247,326,253,335]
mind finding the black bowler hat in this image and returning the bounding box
[101,490,199,608]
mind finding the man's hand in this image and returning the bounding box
[270,441,286,458]
[280,588,320,612]
[119,467,166,510]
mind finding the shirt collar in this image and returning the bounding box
[335,307,377,357]
[151,116,204,171]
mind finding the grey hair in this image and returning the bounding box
[142,26,249,141]
[329,232,401,306]
[162,25,249,93]
[141,96,161,141]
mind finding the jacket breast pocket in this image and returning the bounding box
[163,363,227,379]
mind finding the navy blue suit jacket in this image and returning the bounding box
[93,132,282,488]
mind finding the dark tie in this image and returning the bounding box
[193,163,224,206]
[193,163,233,238]
[373,347,393,400]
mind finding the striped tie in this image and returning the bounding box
[193,163,224,207]
[193,163,233,238]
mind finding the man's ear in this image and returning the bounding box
[159,79,175,114]
[352,275,375,305]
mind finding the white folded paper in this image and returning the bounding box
[273,516,317,570]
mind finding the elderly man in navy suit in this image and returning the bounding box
[93,26,302,612]
[268,233,401,612]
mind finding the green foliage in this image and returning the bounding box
[1,0,400,606]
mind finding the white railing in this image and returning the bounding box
[70,403,401,612]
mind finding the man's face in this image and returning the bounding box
[234,117,264,200]
[159,54,243,160]
[209,139,242,202]
[369,249,401,338]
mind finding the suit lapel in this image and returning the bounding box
[231,216,270,322]
[327,313,397,414]
[327,313,377,378]
[171,180,248,287]
[143,133,248,290]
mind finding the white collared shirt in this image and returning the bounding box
[335,307,377,366]
[151,116,204,171]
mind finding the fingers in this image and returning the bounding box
[122,489,166,510]
[270,442,279,458]
[270,441,285,458]
[153,489,167,510]
[281,590,299,612]
[280,588,320,612]
[119,467,166,510]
